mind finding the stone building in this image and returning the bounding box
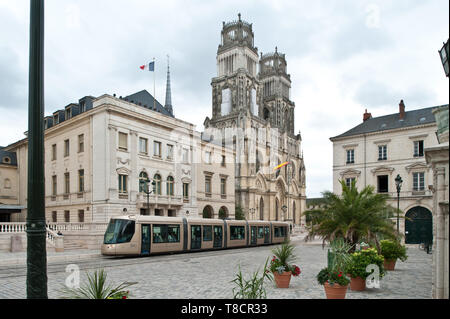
[424,105,449,299]
[330,100,448,243]
[1,86,235,223]
[203,14,306,227]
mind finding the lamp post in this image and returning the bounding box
[249,208,255,220]
[26,0,47,299]
[438,39,449,77]
[139,178,155,215]
[281,205,287,221]
[395,174,403,234]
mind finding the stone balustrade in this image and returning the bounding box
[0,222,108,234]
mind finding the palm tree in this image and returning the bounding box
[304,180,398,252]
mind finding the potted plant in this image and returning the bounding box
[380,239,408,271]
[347,248,385,291]
[269,241,301,288]
[316,238,352,299]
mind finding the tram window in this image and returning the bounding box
[230,226,245,240]
[274,226,286,238]
[203,225,212,241]
[153,224,180,243]
[104,219,135,244]
[257,226,264,238]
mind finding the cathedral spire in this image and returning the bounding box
[164,54,173,116]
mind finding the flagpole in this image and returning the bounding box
[153,57,156,110]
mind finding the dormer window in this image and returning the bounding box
[65,107,72,120]
[80,101,86,113]
[2,156,11,164]
[53,113,59,125]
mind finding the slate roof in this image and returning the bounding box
[0,149,17,166]
[122,90,173,118]
[331,105,447,140]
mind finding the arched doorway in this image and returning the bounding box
[218,206,228,219]
[405,206,432,244]
[259,197,264,220]
[202,205,214,219]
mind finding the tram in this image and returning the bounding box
[101,215,290,256]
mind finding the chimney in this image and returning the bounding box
[399,100,405,119]
[363,109,372,122]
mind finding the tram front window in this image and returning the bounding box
[104,219,135,244]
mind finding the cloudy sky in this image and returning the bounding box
[0,0,448,198]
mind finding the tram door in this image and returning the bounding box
[264,226,270,244]
[191,225,202,250]
[141,224,151,255]
[213,226,223,248]
[251,226,257,246]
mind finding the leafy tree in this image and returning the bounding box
[235,205,245,220]
[304,180,398,252]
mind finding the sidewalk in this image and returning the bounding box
[0,249,102,267]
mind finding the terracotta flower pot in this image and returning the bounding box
[384,259,397,271]
[323,281,348,299]
[273,271,292,288]
[350,276,366,291]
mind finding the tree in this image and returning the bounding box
[235,205,245,220]
[304,180,398,252]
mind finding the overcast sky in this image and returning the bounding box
[0,0,448,198]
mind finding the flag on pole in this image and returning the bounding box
[140,61,155,71]
[273,161,290,171]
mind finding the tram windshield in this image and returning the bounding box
[104,219,135,244]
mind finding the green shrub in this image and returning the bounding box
[316,267,350,286]
[347,248,385,279]
[231,258,272,299]
[380,240,408,262]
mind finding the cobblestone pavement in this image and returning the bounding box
[0,237,432,299]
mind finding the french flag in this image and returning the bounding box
[139,61,155,71]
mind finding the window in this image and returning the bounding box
[78,210,84,223]
[52,144,57,161]
[413,172,425,191]
[78,134,84,153]
[80,101,86,113]
[65,108,72,120]
[139,171,148,192]
[64,210,70,223]
[154,141,161,157]
[104,219,135,244]
[378,145,387,161]
[346,149,354,164]
[377,175,388,193]
[345,177,356,188]
[52,211,57,223]
[118,132,128,151]
[221,155,226,167]
[414,140,424,157]
[205,151,212,164]
[183,183,189,200]
[167,176,174,196]
[139,137,148,154]
[258,226,264,238]
[203,225,212,241]
[205,176,212,196]
[152,224,180,243]
[64,173,70,194]
[52,175,57,196]
[118,174,127,194]
[54,113,59,125]
[220,178,226,196]
[153,174,161,195]
[167,144,174,159]
[182,148,189,163]
[230,226,246,240]
[274,226,287,238]
[78,169,84,192]
[64,139,70,157]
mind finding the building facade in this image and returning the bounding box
[1,91,235,223]
[203,14,306,227]
[330,100,448,243]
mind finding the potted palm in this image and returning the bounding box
[347,248,385,291]
[316,238,352,299]
[269,241,301,288]
[380,239,408,270]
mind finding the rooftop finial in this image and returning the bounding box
[164,54,173,116]
[275,46,278,53]
[238,13,241,21]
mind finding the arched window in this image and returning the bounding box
[139,172,148,192]
[153,174,161,195]
[167,176,174,196]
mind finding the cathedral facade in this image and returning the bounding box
[203,14,306,227]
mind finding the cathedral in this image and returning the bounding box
[203,14,306,227]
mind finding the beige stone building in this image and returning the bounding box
[425,105,449,299]
[0,90,235,223]
[203,14,307,228]
[330,100,448,243]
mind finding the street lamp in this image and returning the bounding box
[438,39,449,77]
[249,208,255,220]
[139,178,156,215]
[395,174,403,234]
[281,205,287,221]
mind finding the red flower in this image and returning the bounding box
[338,274,342,277]
[122,296,127,299]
